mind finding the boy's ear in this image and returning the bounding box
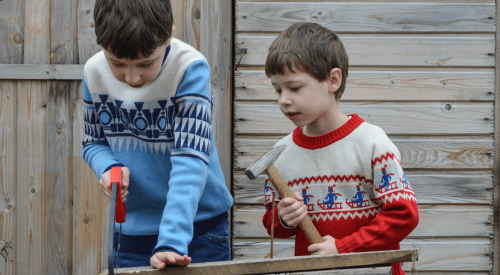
[171,25,175,39]
[328,68,342,94]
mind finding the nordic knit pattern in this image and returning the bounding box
[262,114,419,275]
[82,38,233,257]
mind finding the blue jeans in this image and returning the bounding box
[113,219,230,268]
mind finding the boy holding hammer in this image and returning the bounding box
[262,22,419,275]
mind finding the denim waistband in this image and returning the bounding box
[113,211,229,255]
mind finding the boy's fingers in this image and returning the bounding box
[294,192,303,201]
[150,255,167,270]
[308,243,319,253]
[121,167,130,189]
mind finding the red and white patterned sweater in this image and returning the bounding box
[262,114,419,275]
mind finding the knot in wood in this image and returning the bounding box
[194,9,201,19]
[13,33,22,44]
[90,22,95,28]
[57,128,63,135]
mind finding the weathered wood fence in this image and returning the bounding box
[0,0,231,274]
[232,0,499,274]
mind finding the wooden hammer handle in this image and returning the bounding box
[266,164,324,244]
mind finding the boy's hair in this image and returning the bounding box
[94,0,173,60]
[265,22,349,100]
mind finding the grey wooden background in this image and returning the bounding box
[0,0,232,274]
[232,0,499,274]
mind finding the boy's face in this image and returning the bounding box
[271,65,342,136]
[103,26,175,88]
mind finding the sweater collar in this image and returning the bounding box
[292,114,364,150]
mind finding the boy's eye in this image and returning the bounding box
[139,63,153,68]
[291,87,300,91]
[275,89,282,94]
[112,63,124,68]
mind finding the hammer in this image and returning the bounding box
[245,144,324,245]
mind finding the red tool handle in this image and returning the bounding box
[111,167,126,223]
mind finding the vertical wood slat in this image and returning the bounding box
[170,0,185,42]
[45,81,74,275]
[0,81,17,275]
[493,2,500,274]
[0,0,25,64]
[16,80,47,275]
[50,0,78,64]
[72,81,103,275]
[184,0,201,51]
[77,0,100,65]
[24,0,50,64]
[200,0,233,191]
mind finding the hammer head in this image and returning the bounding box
[245,144,286,179]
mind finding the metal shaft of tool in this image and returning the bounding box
[108,182,118,275]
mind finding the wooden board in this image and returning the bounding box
[77,0,101,64]
[72,81,104,275]
[234,137,493,171]
[236,3,495,33]
[101,249,417,275]
[200,0,233,189]
[50,0,78,64]
[234,171,493,205]
[0,81,17,275]
[0,0,24,64]
[271,267,392,275]
[235,70,495,102]
[233,238,492,271]
[234,102,494,135]
[236,34,495,67]
[0,64,84,80]
[232,204,493,238]
[16,80,47,275]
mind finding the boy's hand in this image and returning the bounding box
[99,167,130,202]
[307,235,338,255]
[278,192,308,227]
[151,252,192,269]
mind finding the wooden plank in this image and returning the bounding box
[170,0,185,42]
[234,137,493,171]
[0,0,24,64]
[493,2,500,275]
[24,0,50,64]
[77,0,101,64]
[233,238,492,271]
[236,35,495,67]
[184,0,201,50]
[72,81,104,275]
[0,81,17,275]
[276,267,392,275]
[232,204,493,238]
[235,70,495,102]
[238,0,495,3]
[200,0,233,190]
[236,3,495,33]
[101,249,417,275]
[234,172,493,205]
[234,102,494,135]
[45,81,74,274]
[16,80,47,275]
[50,0,78,64]
[0,64,84,80]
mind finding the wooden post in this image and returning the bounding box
[494,2,500,274]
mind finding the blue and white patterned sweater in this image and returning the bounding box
[82,38,233,256]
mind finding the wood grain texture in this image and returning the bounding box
[234,172,493,205]
[232,204,493,238]
[236,3,495,33]
[234,102,494,135]
[0,0,24,64]
[493,2,500,274]
[200,0,233,189]
[16,81,47,275]
[234,137,493,171]
[72,81,104,275]
[24,0,50,64]
[184,0,201,51]
[101,250,416,275]
[236,35,495,67]
[235,70,495,102]
[238,0,494,3]
[50,0,78,64]
[0,81,17,275]
[77,0,100,64]
[45,81,74,275]
[0,64,84,80]
[233,238,492,271]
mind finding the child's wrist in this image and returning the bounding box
[278,215,296,229]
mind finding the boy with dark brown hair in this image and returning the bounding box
[262,22,419,275]
[82,0,233,269]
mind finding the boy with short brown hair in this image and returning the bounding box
[262,22,419,275]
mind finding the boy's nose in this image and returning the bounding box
[279,92,292,106]
[124,70,140,85]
